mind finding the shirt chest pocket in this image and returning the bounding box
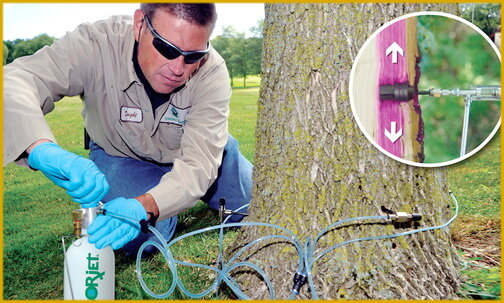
[114,120,183,162]
[158,124,184,150]
[114,120,155,159]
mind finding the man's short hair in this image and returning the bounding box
[140,3,217,30]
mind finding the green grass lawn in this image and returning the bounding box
[447,132,501,300]
[3,85,500,299]
[448,135,500,217]
[230,74,261,89]
[228,87,258,163]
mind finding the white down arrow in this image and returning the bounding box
[384,121,403,143]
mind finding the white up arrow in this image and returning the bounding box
[384,121,403,143]
[386,42,404,64]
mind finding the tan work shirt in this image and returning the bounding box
[3,15,231,221]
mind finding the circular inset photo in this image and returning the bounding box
[349,12,500,167]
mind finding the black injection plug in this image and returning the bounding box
[291,271,308,295]
[379,82,415,101]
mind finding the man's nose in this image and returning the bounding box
[169,56,185,77]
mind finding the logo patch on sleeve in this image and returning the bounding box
[161,104,190,126]
[120,106,143,123]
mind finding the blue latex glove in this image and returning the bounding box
[88,197,147,249]
[27,142,109,208]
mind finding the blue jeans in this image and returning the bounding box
[89,134,252,256]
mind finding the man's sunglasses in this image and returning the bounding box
[144,16,210,64]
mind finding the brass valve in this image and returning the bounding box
[72,210,83,238]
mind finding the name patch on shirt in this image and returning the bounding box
[120,106,143,123]
[161,104,190,126]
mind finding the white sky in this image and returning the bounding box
[3,3,265,41]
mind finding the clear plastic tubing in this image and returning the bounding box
[104,191,459,299]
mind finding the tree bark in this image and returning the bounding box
[229,3,461,300]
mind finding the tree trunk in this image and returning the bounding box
[229,3,461,300]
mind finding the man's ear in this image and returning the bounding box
[133,9,145,42]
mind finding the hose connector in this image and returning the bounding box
[219,197,249,223]
[381,206,422,223]
[219,198,231,223]
[291,271,308,295]
[387,212,422,223]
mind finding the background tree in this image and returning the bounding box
[229,3,462,299]
[249,19,264,39]
[246,19,264,78]
[212,33,233,85]
[3,42,9,65]
[4,33,56,64]
[245,35,262,78]
[212,24,263,87]
[460,3,500,38]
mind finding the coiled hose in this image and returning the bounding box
[103,191,459,299]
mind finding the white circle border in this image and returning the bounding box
[348,11,501,168]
